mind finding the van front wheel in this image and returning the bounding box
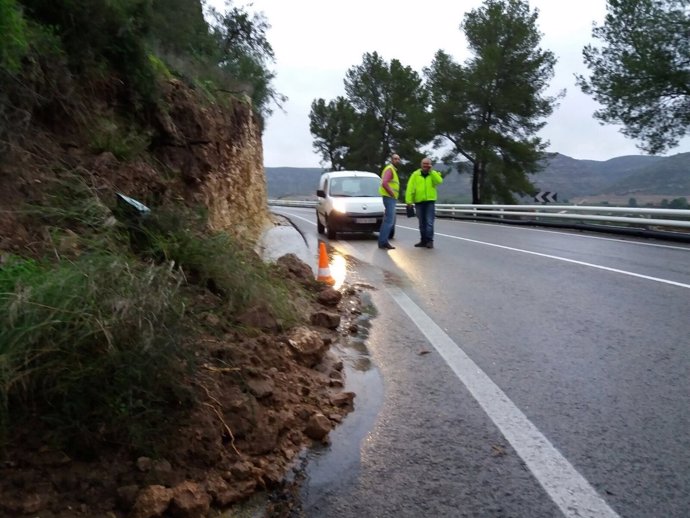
[326,219,337,239]
[317,214,325,234]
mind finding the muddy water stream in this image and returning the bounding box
[299,289,384,511]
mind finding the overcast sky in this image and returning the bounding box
[210,0,689,167]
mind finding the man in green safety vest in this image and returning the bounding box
[377,153,401,250]
[405,157,443,249]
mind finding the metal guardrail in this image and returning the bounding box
[268,200,690,241]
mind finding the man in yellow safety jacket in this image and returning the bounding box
[405,157,443,249]
[377,153,401,250]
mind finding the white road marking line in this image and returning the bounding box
[276,207,690,251]
[386,286,621,518]
[276,210,690,289]
[431,231,690,289]
[490,224,690,251]
[274,210,690,289]
[279,209,622,515]
[276,209,690,289]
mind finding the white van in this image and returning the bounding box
[316,170,394,240]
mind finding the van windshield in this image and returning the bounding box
[329,176,381,197]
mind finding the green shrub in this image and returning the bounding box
[18,0,157,99]
[141,210,299,326]
[89,117,151,160]
[0,253,191,455]
[148,53,172,80]
[29,171,114,229]
[0,0,29,72]
[1,168,302,456]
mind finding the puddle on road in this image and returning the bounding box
[298,289,384,511]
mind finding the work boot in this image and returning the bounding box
[425,241,434,249]
[378,243,395,250]
[414,241,426,247]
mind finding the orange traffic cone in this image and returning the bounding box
[316,241,335,285]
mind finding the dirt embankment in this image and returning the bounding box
[0,252,364,517]
[0,72,363,516]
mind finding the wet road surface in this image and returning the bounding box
[271,208,690,518]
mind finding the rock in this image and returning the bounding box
[206,475,256,507]
[246,422,279,455]
[145,459,182,487]
[246,374,275,399]
[169,481,211,518]
[310,310,341,330]
[331,392,355,408]
[287,326,328,367]
[276,253,315,284]
[130,485,173,518]
[237,305,279,332]
[317,287,342,307]
[227,461,254,481]
[304,413,332,441]
[136,457,152,472]
[57,229,81,256]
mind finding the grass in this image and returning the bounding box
[89,116,151,161]
[139,208,300,327]
[0,253,189,455]
[0,173,302,456]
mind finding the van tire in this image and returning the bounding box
[317,214,325,234]
[326,219,337,239]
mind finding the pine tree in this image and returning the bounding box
[426,0,559,204]
[577,0,690,154]
[309,52,431,180]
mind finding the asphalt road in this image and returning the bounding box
[272,207,690,518]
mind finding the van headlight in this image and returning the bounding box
[332,200,347,213]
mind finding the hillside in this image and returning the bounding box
[265,167,325,199]
[266,152,690,203]
[526,153,665,200]
[0,2,357,517]
[602,152,690,195]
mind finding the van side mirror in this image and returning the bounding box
[316,189,325,198]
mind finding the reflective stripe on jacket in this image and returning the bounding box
[404,169,443,204]
[378,164,400,199]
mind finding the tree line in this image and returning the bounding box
[0,0,281,141]
[309,0,690,204]
[2,0,686,205]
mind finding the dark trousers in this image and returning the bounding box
[415,201,435,243]
[378,196,397,246]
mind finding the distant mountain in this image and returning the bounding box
[265,167,324,199]
[601,152,690,196]
[265,152,690,203]
[527,153,666,200]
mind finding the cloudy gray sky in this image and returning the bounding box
[210,0,689,167]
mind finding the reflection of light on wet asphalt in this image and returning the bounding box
[330,254,347,289]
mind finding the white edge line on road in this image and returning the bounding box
[275,210,690,290]
[386,285,621,518]
[432,231,690,290]
[276,207,690,252]
[495,224,690,251]
[279,209,621,516]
